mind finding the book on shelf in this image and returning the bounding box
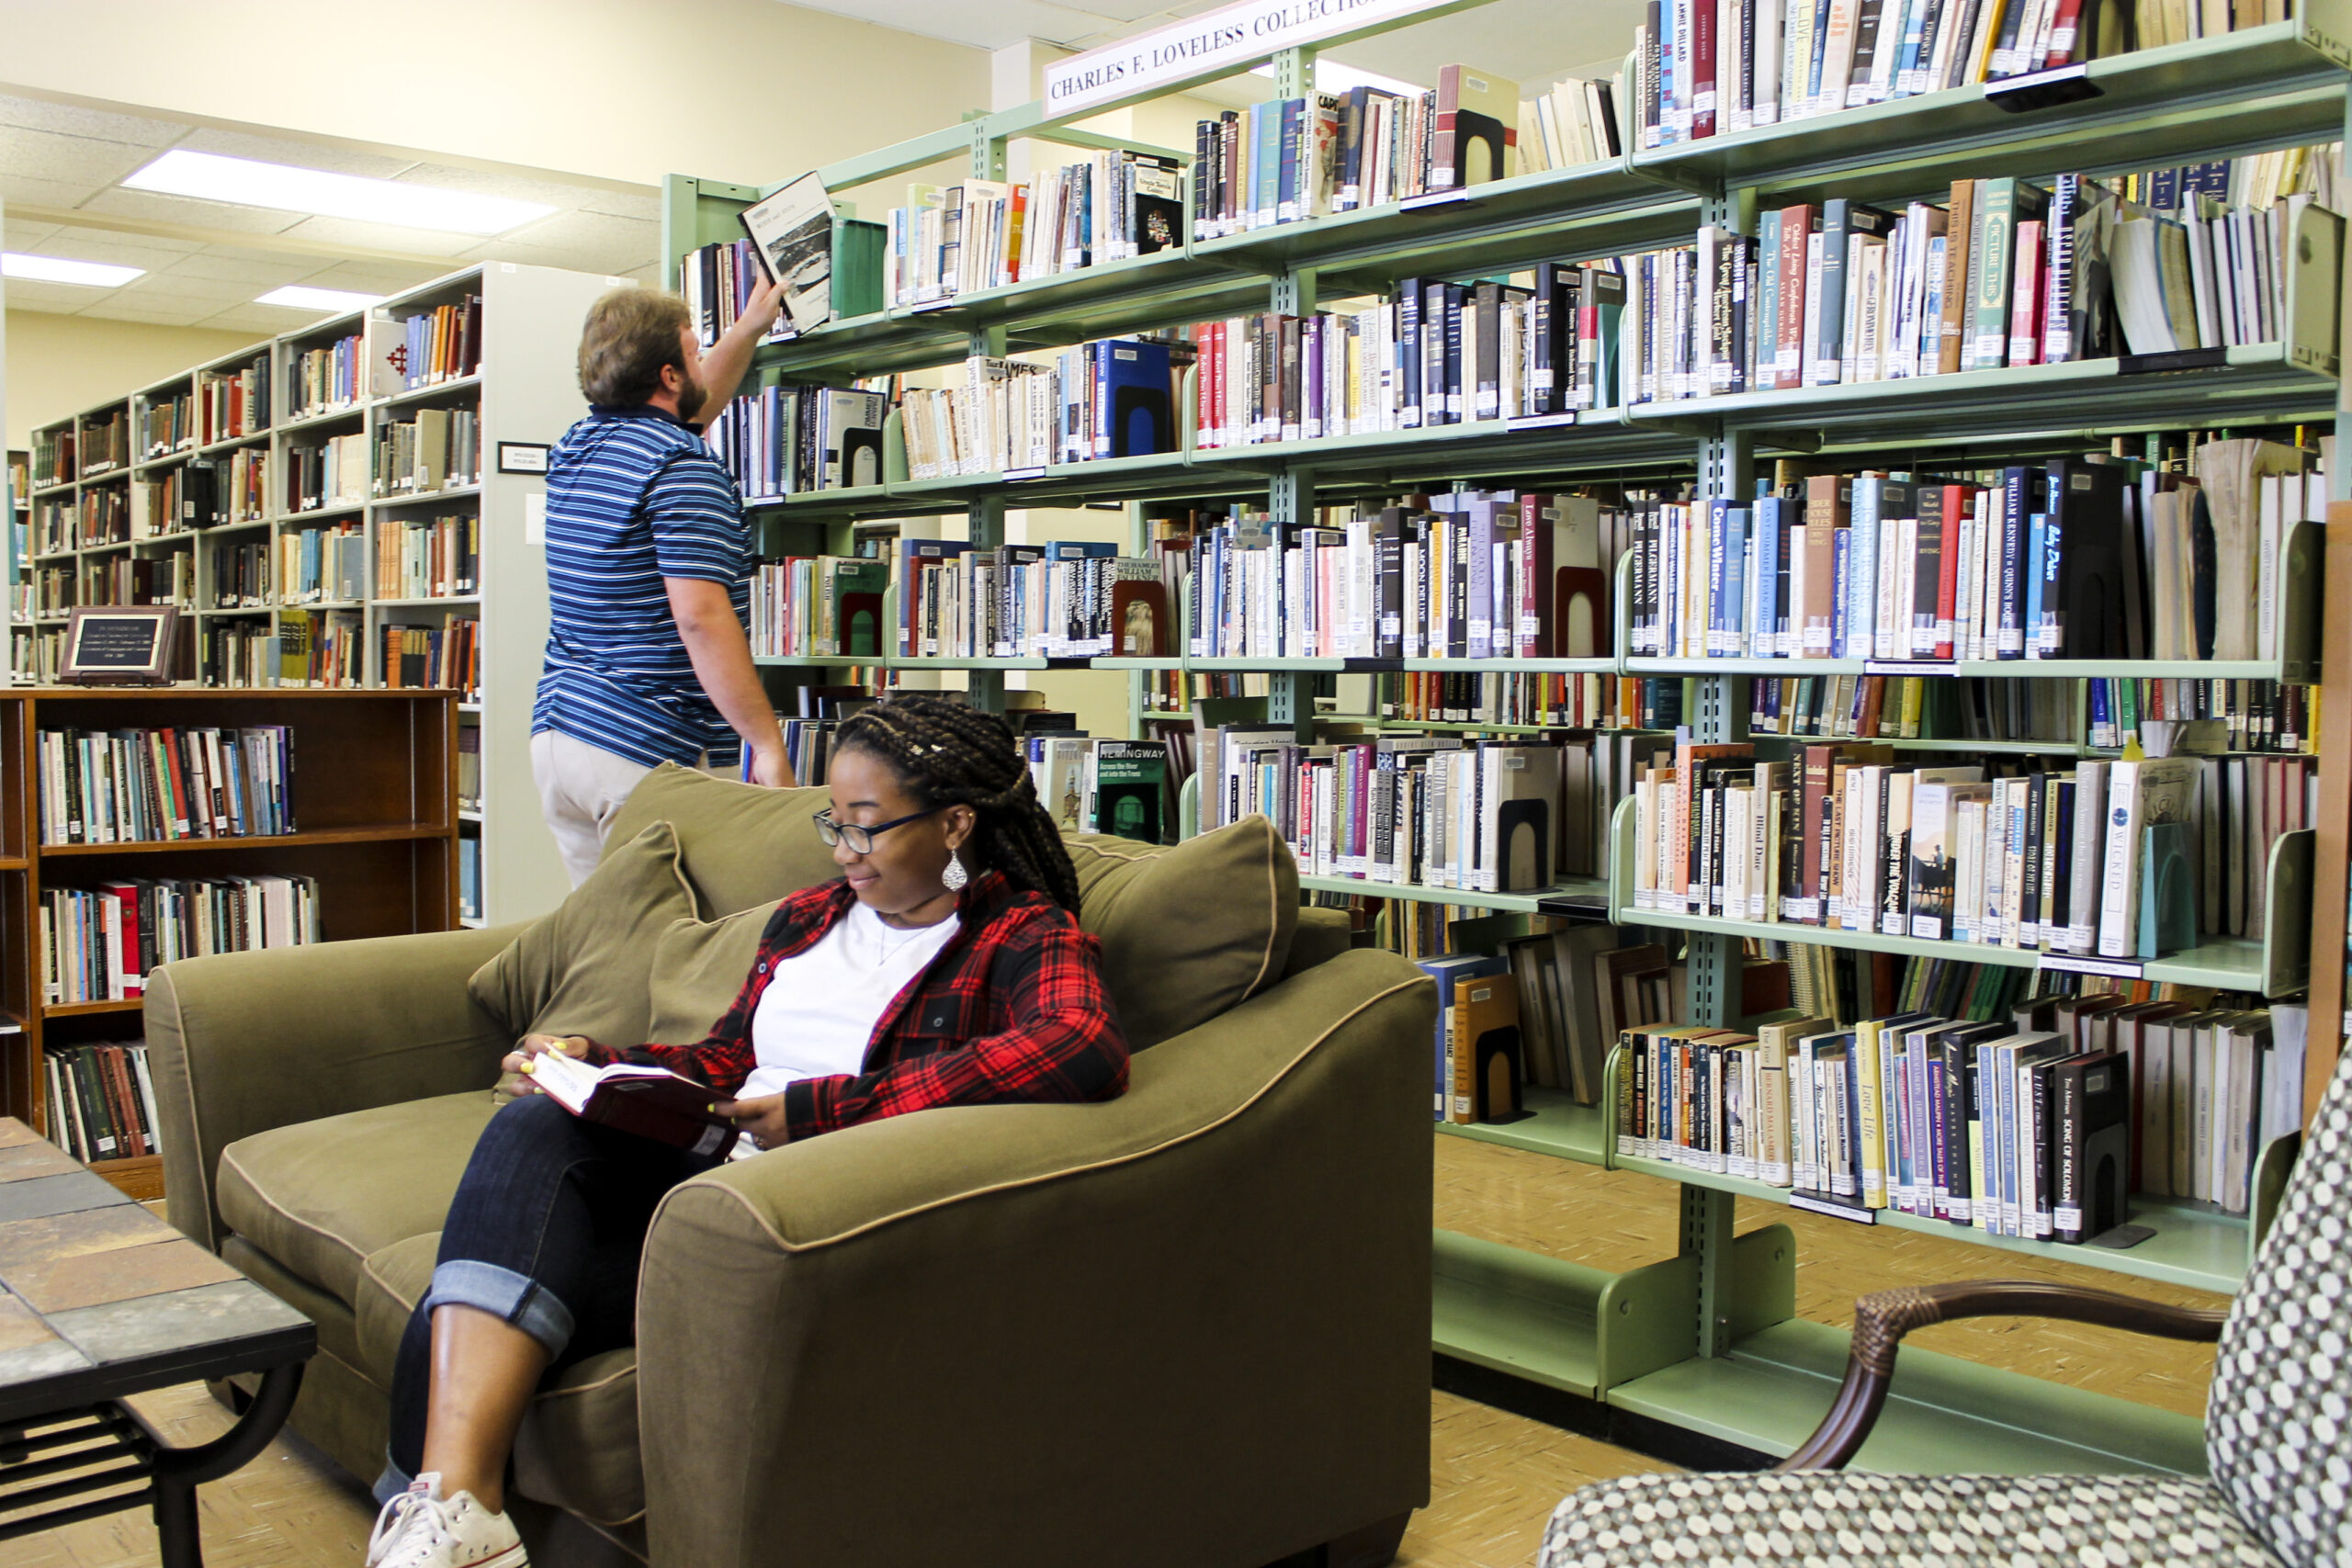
[200,353,270,442]
[140,389,194,460]
[895,540,1166,660]
[1630,738,2312,955]
[289,333,361,420]
[708,383,888,497]
[283,523,368,605]
[44,1040,161,1166]
[390,293,483,389]
[40,874,322,1004]
[457,724,481,813]
[1183,491,1635,660]
[887,150,1182,307]
[377,513,480,599]
[892,338,1183,478]
[32,429,74,489]
[2086,675,2312,753]
[1188,266,1625,447]
[211,539,270,608]
[1620,151,2339,407]
[284,434,370,513]
[380,616,480,694]
[751,555,888,659]
[266,608,367,690]
[76,486,130,549]
[1618,994,2306,1233]
[1633,0,2279,150]
[39,725,296,847]
[79,412,128,474]
[373,409,481,496]
[1631,450,2325,666]
[459,834,483,923]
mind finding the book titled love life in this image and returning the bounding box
[523,1050,741,1156]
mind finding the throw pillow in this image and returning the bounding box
[603,764,837,918]
[468,820,701,1051]
[644,905,772,1045]
[1064,815,1296,1050]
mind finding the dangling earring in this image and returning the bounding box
[942,848,969,892]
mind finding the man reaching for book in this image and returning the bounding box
[529,279,797,889]
[361,695,1129,1568]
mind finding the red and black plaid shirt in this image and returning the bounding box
[586,869,1127,1143]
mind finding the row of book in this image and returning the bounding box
[45,1042,163,1166]
[285,434,369,514]
[200,355,270,444]
[80,412,129,474]
[141,391,194,460]
[397,295,483,389]
[283,525,367,605]
[1184,492,1630,661]
[886,151,1183,307]
[1629,452,2323,665]
[37,725,295,846]
[380,615,480,697]
[1187,267,1625,447]
[459,835,482,924]
[1630,740,2312,956]
[1353,670,1681,731]
[1618,995,2308,1234]
[1025,736,1172,845]
[40,874,322,1005]
[896,538,1166,660]
[1424,933,1677,1116]
[1630,0,2279,150]
[269,608,365,689]
[374,410,480,496]
[1622,164,2328,404]
[213,541,270,608]
[126,455,268,540]
[2087,677,2312,754]
[898,341,1182,479]
[31,430,70,489]
[290,333,364,420]
[74,487,130,548]
[86,554,192,613]
[750,556,888,660]
[707,383,887,498]
[379,514,480,600]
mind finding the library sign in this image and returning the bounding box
[1045,0,1453,116]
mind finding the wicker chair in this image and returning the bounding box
[1538,1061,2352,1568]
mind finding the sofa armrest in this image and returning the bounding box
[634,947,1436,1568]
[145,924,526,1252]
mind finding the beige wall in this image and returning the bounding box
[0,0,991,193]
[6,311,262,448]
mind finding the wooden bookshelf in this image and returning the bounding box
[0,686,457,1198]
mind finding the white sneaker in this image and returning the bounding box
[365,1473,528,1568]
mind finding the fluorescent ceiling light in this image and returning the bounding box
[3,252,142,288]
[255,285,386,312]
[1250,59,1424,96]
[122,149,558,235]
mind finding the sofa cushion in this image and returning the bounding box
[605,766,836,919]
[639,815,1298,1053]
[358,1230,645,1527]
[216,1090,496,1305]
[1062,817,1295,1049]
[469,820,700,1051]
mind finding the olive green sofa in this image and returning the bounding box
[143,766,1437,1568]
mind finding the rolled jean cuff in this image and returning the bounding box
[374,1456,414,1506]
[425,1258,576,1359]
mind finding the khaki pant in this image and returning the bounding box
[530,730,662,888]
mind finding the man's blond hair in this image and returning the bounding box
[577,288,693,408]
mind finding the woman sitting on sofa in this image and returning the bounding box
[364,694,1130,1568]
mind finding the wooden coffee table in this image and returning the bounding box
[0,1117,312,1565]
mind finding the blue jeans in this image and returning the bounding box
[380,1093,725,1500]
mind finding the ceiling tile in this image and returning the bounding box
[1,277,118,311]
[778,0,1123,47]
[171,127,417,181]
[192,302,324,332]
[77,187,309,234]
[0,220,62,248]
[474,209,657,273]
[270,215,481,256]
[292,260,451,294]
[0,126,156,192]
[23,235,204,272]
[122,271,275,304]
[394,164,600,215]
[0,171,105,209]
[0,95,185,148]
[153,253,305,285]
[76,300,213,327]
[578,189,662,223]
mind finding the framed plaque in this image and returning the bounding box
[59,606,180,685]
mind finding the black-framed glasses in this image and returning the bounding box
[814,807,942,856]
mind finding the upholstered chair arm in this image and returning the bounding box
[1781,1280,2230,1472]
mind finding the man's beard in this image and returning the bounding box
[674,371,708,423]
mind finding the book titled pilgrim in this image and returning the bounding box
[739,170,837,333]
[523,1049,741,1156]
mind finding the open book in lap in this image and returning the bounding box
[523,1049,741,1157]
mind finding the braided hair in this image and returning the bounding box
[832,694,1082,914]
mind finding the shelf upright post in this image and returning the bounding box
[1681,407,1757,1360]
[1272,44,1316,101]
[1263,258,1322,740]
[966,319,1010,715]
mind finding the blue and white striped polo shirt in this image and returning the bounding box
[532,405,751,768]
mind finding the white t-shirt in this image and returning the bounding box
[729,900,960,1160]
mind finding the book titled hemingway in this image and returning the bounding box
[524,1050,741,1156]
